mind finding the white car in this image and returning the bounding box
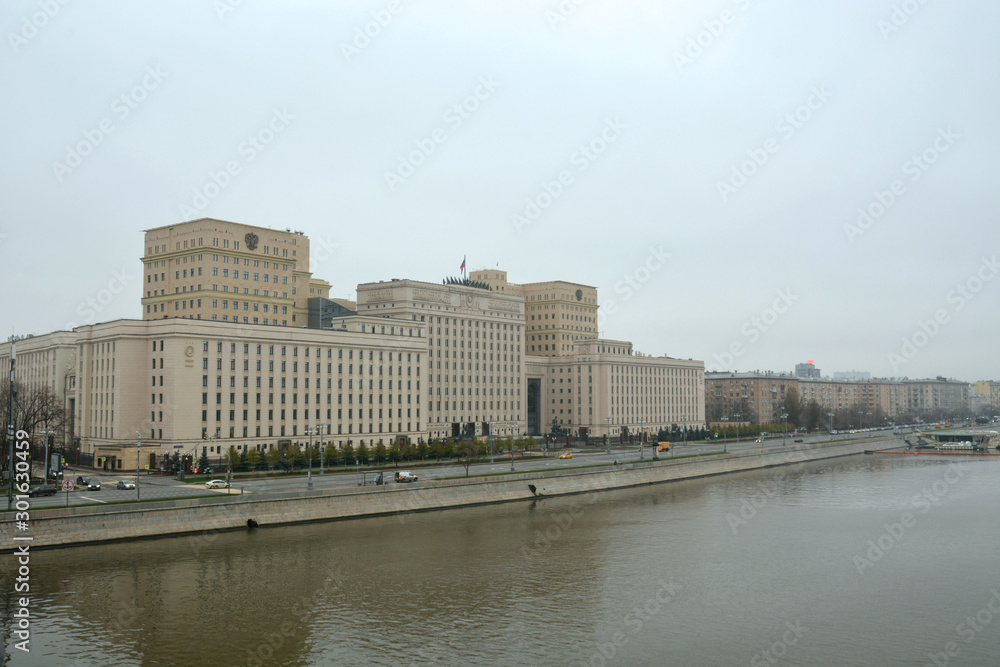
[205,479,230,489]
[394,471,418,483]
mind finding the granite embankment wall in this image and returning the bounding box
[2,438,896,551]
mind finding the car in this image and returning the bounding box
[755,438,763,443]
[657,442,671,452]
[27,485,58,497]
[86,480,102,490]
[793,438,804,443]
[116,480,136,490]
[394,471,418,483]
[76,475,91,485]
[559,450,573,459]
[205,479,230,489]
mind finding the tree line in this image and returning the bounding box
[181,436,538,475]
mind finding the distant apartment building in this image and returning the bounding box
[794,362,821,379]
[903,378,970,414]
[970,381,1000,409]
[704,372,797,425]
[833,370,870,381]
[706,372,952,425]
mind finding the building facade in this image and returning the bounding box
[0,332,78,452]
[8,220,710,464]
[141,218,331,327]
[529,339,704,439]
[705,372,798,425]
[469,269,598,357]
[970,381,1000,410]
[707,372,971,426]
[355,278,526,440]
[3,317,429,469]
[903,378,970,414]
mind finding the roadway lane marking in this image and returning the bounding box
[80,496,107,503]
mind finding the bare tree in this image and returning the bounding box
[1,382,68,476]
[459,439,479,477]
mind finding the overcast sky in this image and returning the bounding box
[2,0,998,382]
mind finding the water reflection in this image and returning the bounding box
[2,455,998,666]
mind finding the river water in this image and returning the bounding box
[2,453,999,666]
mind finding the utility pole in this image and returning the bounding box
[7,341,16,510]
[42,427,54,483]
[136,431,142,500]
[307,427,314,490]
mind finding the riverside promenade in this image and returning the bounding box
[2,437,898,552]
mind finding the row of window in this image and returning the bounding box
[210,268,289,284]
[193,420,417,441]
[202,341,419,361]
[201,358,419,377]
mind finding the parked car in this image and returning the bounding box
[394,471,418,483]
[116,480,136,490]
[205,479,230,489]
[559,450,573,459]
[27,485,58,497]
[86,480,102,490]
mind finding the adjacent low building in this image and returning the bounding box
[529,339,704,440]
[3,316,428,470]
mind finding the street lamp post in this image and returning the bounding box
[226,447,233,495]
[319,423,328,475]
[307,427,314,489]
[605,417,613,455]
[679,415,686,456]
[828,412,835,437]
[638,418,648,460]
[135,431,142,500]
[733,413,741,446]
[509,422,517,472]
[781,413,789,446]
[488,421,495,464]
[721,416,729,453]
[41,426,54,483]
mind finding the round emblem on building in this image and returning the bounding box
[184,345,194,357]
[576,289,583,301]
[245,232,259,250]
[465,294,475,308]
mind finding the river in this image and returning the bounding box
[2,453,998,666]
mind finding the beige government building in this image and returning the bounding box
[1,218,706,468]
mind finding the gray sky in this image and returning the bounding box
[2,0,998,382]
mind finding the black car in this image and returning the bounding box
[28,485,58,497]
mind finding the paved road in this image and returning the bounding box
[15,428,918,509]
